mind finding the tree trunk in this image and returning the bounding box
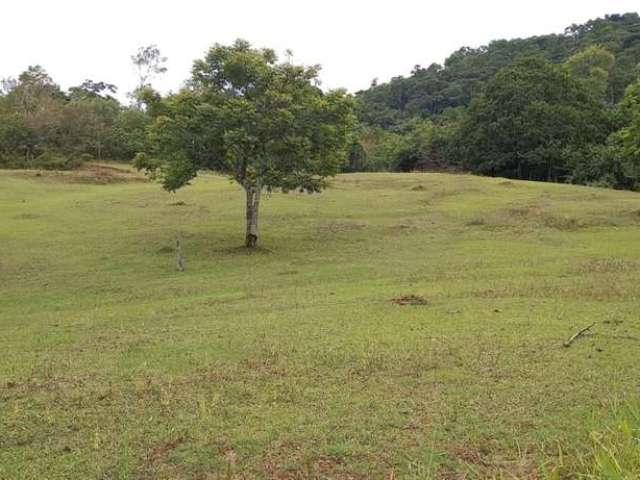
[245,186,261,248]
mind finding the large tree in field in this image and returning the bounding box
[137,39,355,248]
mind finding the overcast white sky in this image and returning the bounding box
[2,1,638,100]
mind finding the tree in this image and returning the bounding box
[455,55,609,181]
[67,80,120,160]
[131,45,167,105]
[68,80,118,100]
[2,66,66,164]
[564,46,615,101]
[137,39,355,248]
[616,80,640,185]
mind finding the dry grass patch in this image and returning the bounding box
[575,257,640,274]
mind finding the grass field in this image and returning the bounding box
[1,166,640,479]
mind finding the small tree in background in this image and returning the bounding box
[137,39,355,248]
[131,45,167,107]
[564,45,615,102]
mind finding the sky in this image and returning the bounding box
[2,0,639,101]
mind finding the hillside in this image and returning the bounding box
[356,12,640,127]
[1,168,640,478]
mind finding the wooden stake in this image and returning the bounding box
[176,233,185,272]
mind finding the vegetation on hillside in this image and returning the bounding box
[0,46,169,170]
[357,13,640,124]
[0,67,148,169]
[2,13,640,191]
[353,13,640,188]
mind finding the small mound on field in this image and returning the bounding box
[74,164,145,184]
[318,220,367,234]
[391,294,428,306]
[18,164,146,185]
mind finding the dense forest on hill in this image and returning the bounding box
[1,13,640,190]
[352,12,640,189]
[356,13,640,125]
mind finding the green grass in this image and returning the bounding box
[1,168,640,479]
[572,401,640,479]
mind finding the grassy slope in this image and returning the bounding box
[1,169,639,479]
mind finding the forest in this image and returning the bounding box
[353,13,640,189]
[1,13,640,191]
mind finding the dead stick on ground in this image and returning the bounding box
[563,323,595,348]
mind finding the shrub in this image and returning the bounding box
[32,151,84,171]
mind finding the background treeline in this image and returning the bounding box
[0,70,151,170]
[352,12,640,190]
[2,13,640,190]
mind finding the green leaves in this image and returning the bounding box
[144,40,355,193]
[564,46,616,101]
[456,55,610,181]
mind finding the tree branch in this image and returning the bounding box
[563,323,595,348]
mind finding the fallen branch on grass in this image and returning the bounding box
[563,323,595,348]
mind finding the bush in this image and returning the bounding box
[32,151,84,171]
[569,144,640,190]
[345,120,459,173]
[0,153,27,169]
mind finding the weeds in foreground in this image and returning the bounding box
[549,402,640,480]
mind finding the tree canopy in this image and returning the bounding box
[356,13,640,127]
[455,55,610,181]
[136,39,355,247]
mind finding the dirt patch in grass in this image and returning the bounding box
[466,218,487,227]
[318,220,367,234]
[77,164,147,184]
[391,294,428,306]
[448,444,489,467]
[145,437,187,466]
[13,213,41,220]
[389,222,419,233]
[263,453,369,480]
[15,164,146,185]
[445,443,544,479]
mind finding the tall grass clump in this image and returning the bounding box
[564,402,640,479]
